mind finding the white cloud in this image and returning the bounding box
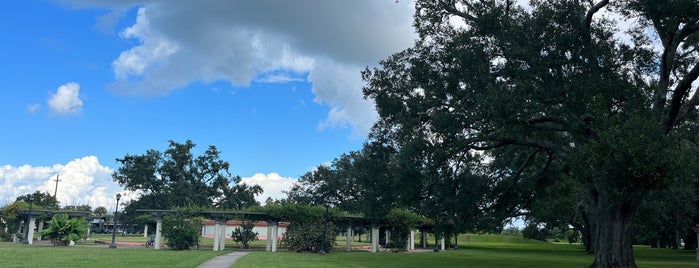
[0,156,127,211]
[47,82,84,116]
[241,173,297,204]
[62,0,416,136]
[26,104,41,114]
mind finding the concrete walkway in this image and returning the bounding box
[197,251,250,268]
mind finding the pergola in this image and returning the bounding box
[136,209,438,253]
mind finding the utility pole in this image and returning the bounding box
[53,173,60,197]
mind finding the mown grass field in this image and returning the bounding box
[235,235,699,268]
[2,234,697,267]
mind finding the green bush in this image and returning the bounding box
[232,221,258,249]
[521,223,549,241]
[40,214,88,246]
[384,208,421,250]
[162,210,201,250]
[266,204,336,253]
[283,220,335,253]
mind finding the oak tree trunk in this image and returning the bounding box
[587,186,643,268]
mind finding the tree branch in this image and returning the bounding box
[442,0,477,22]
[667,61,699,130]
[583,0,609,29]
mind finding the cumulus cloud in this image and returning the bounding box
[241,173,297,204]
[0,156,128,211]
[62,0,416,136]
[47,82,84,116]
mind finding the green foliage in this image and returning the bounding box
[500,226,521,237]
[162,208,201,250]
[265,204,336,253]
[113,140,262,212]
[1,201,29,241]
[232,221,258,249]
[39,213,88,246]
[15,191,60,210]
[283,220,336,253]
[384,208,421,250]
[522,223,550,242]
[362,0,699,266]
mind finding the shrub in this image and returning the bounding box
[162,210,201,250]
[40,213,88,246]
[522,223,549,241]
[384,208,421,250]
[266,204,336,253]
[232,221,258,249]
[283,219,335,253]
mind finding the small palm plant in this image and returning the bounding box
[40,214,88,246]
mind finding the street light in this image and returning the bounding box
[109,193,121,249]
[319,204,329,255]
[22,195,35,244]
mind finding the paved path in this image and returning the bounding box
[197,251,250,268]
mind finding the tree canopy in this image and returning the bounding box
[353,1,699,267]
[113,140,262,213]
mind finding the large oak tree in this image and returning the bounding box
[363,1,699,267]
[113,140,262,211]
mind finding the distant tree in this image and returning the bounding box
[113,140,262,210]
[93,206,108,230]
[214,175,263,210]
[93,206,108,216]
[16,191,60,210]
[63,204,92,212]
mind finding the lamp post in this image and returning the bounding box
[319,204,329,255]
[109,193,121,249]
[22,195,35,244]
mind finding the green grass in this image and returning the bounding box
[0,242,227,268]
[235,234,699,268]
[2,234,698,267]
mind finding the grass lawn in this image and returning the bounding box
[0,242,227,268]
[2,234,697,267]
[235,234,699,268]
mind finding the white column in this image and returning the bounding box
[271,222,278,253]
[371,226,379,253]
[213,221,221,251]
[201,226,205,237]
[218,222,226,250]
[37,221,44,241]
[440,237,445,251]
[346,227,353,251]
[421,230,427,248]
[143,225,148,238]
[154,218,163,250]
[266,222,273,252]
[407,229,415,251]
[27,217,36,245]
[386,229,391,246]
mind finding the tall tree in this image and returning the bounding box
[113,140,261,211]
[363,1,699,267]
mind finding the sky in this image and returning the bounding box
[0,0,416,211]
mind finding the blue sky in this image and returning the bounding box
[0,0,416,210]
